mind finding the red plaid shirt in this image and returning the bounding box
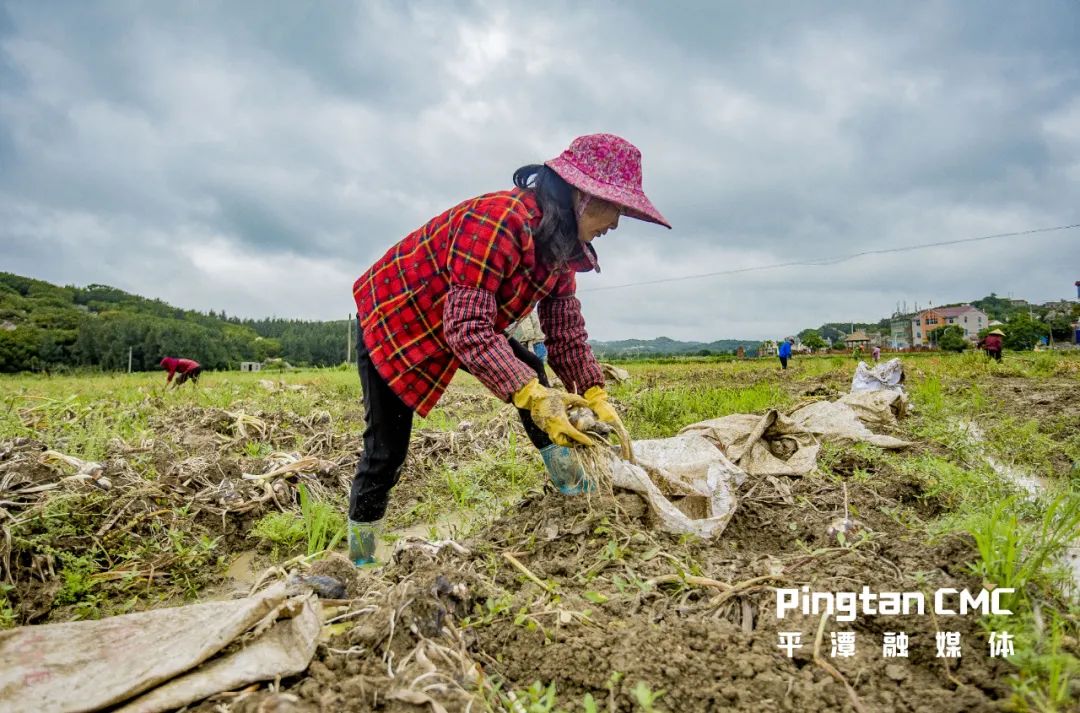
[352,189,604,416]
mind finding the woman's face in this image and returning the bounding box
[575,192,621,243]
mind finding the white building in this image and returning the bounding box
[910,305,989,346]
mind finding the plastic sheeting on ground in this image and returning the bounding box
[608,387,911,538]
[611,434,745,538]
[0,582,321,713]
[837,390,910,429]
[600,363,631,384]
[851,358,905,393]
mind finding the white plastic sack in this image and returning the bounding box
[0,583,321,713]
[788,400,910,449]
[838,390,910,429]
[602,390,911,535]
[680,411,821,478]
[851,358,905,393]
[609,434,745,538]
[600,363,631,384]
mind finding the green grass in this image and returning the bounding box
[901,454,1013,514]
[615,381,790,439]
[250,484,345,558]
[965,493,1080,605]
[299,483,345,556]
[250,511,306,555]
[391,432,544,535]
[1006,611,1079,713]
[418,407,458,431]
[909,375,946,414]
[884,353,1080,709]
[4,352,1080,703]
[986,417,1061,475]
[0,584,16,629]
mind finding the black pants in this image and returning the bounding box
[176,366,202,385]
[507,338,552,451]
[349,323,551,523]
[779,356,788,370]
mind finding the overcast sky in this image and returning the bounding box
[2,1,1078,341]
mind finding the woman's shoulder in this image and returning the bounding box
[458,188,539,222]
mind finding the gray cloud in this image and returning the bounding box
[1,0,1078,338]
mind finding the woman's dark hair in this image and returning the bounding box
[513,164,581,266]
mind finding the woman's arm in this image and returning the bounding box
[442,199,537,400]
[537,272,604,395]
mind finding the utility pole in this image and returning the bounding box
[346,313,352,364]
[128,347,133,374]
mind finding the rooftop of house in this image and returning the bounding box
[916,305,984,319]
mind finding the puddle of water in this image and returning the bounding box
[327,510,472,566]
[986,454,1046,497]
[985,456,1080,593]
[381,510,470,559]
[959,420,1080,594]
[392,510,468,541]
[225,549,258,585]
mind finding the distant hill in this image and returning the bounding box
[3,272,1073,372]
[0,272,349,372]
[590,336,762,358]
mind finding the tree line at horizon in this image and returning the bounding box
[0,273,351,373]
[0,273,1075,373]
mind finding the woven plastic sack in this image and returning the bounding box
[0,582,321,713]
[609,434,745,538]
[679,410,821,477]
[851,358,904,393]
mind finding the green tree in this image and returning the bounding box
[1003,312,1050,351]
[929,325,967,352]
[801,331,828,351]
[1047,313,1073,341]
[819,325,846,344]
[0,326,40,371]
[971,293,1026,322]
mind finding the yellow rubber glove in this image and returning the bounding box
[512,379,595,447]
[583,386,624,429]
[584,385,634,461]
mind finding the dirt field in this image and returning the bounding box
[2,352,1078,711]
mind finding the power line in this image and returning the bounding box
[580,222,1080,293]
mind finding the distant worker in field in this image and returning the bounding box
[980,329,1004,362]
[778,337,793,370]
[347,134,670,565]
[159,357,202,387]
[872,345,881,362]
[511,309,547,363]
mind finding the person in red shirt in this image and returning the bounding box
[979,329,1004,362]
[159,357,202,387]
[347,134,670,565]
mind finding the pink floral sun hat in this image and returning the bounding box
[545,133,671,229]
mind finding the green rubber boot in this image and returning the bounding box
[347,518,382,566]
[539,445,594,495]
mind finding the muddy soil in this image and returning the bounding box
[0,386,536,626]
[945,375,1079,478]
[4,364,1078,712]
[274,458,1030,713]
